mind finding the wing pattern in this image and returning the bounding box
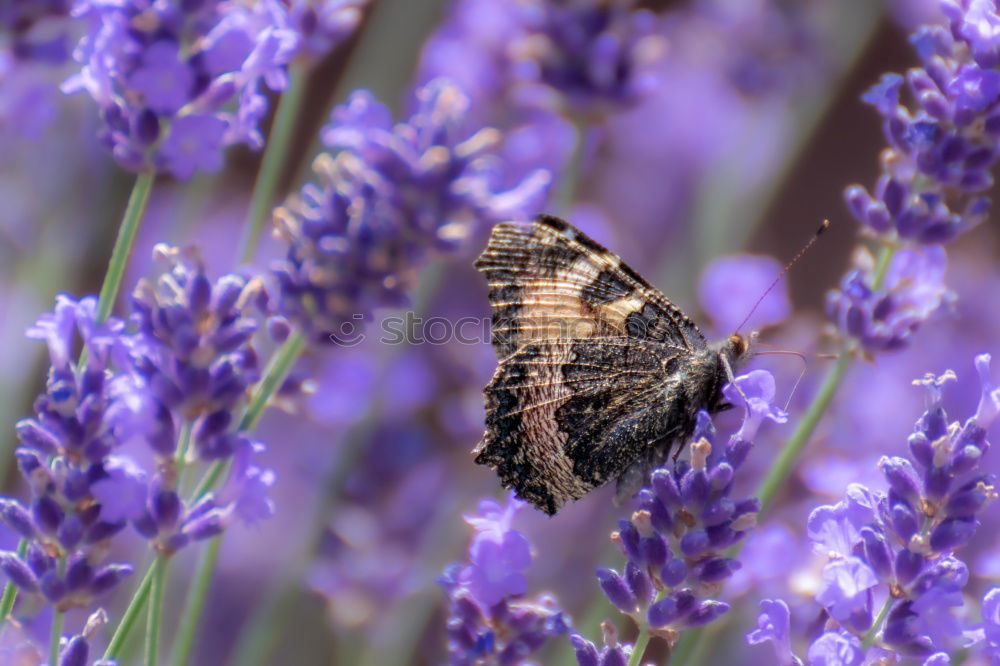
[473,215,730,514]
[474,214,706,359]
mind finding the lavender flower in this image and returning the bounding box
[828,2,1000,357]
[0,296,134,608]
[0,608,115,666]
[746,599,802,666]
[1,0,72,63]
[598,370,786,645]
[271,77,549,344]
[509,0,666,116]
[62,0,297,178]
[114,244,274,552]
[0,247,276,621]
[415,0,576,200]
[844,1,1000,243]
[982,587,1000,663]
[752,354,1000,661]
[286,0,367,63]
[570,622,633,666]
[826,246,951,354]
[441,494,569,665]
[126,244,262,461]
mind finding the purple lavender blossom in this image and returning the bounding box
[62,0,298,178]
[1,0,72,63]
[286,0,367,63]
[826,246,951,354]
[746,599,801,666]
[0,297,134,608]
[844,1,1000,243]
[0,608,114,666]
[754,354,1000,661]
[114,244,275,552]
[441,494,569,665]
[0,248,277,621]
[981,587,1000,663]
[271,77,549,344]
[597,370,786,645]
[415,0,575,201]
[806,631,864,666]
[126,244,262,461]
[509,0,666,116]
[571,622,633,666]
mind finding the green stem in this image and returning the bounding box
[168,537,222,666]
[756,349,852,513]
[239,331,307,432]
[145,554,168,666]
[236,67,309,266]
[191,460,227,502]
[626,624,651,666]
[96,172,154,324]
[49,609,64,666]
[0,538,27,627]
[145,333,304,663]
[862,596,893,650]
[174,421,195,496]
[756,243,894,513]
[104,564,155,659]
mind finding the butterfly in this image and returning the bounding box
[473,214,751,515]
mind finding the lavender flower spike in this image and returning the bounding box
[571,622,633,666]
[510,0,666,115]
[746,599,802,666]
[598,370,785,645]
[844,0,1000,244]
[63,0,298,178]
[441,494,569,665]
[272,77,549,344]
[0,297,134,611]
[799,355,1000,661]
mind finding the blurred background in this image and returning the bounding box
[3,0,1000,664]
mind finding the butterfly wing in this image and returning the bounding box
[475,337,707,514]
[474,216,722,514]
[474,214,707,360]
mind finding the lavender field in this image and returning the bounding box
[3,1,1000,665]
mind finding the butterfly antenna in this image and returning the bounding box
[754,349,808,411]
[733,219,830,334]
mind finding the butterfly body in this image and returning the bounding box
[474,214,750,515]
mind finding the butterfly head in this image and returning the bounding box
[724,331,756,365]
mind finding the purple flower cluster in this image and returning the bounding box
[127,244,263,461]
[113,245,274,551]
[420,0,664,119]
[441,495,570,664]
[0,297,134,610]
[826,245,951,354]
[0,608,114,666]
[62,0,298,179]
[508,0,665,116]
[597,371,787,644]
[286,0,367,64]
[844,1,1000,244]
[570,622,633,666]
[271,77,549,344]
[750,354,1000,664]
[1,0,72,64]
[0,247,277,620]
[829,0,1000,356]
